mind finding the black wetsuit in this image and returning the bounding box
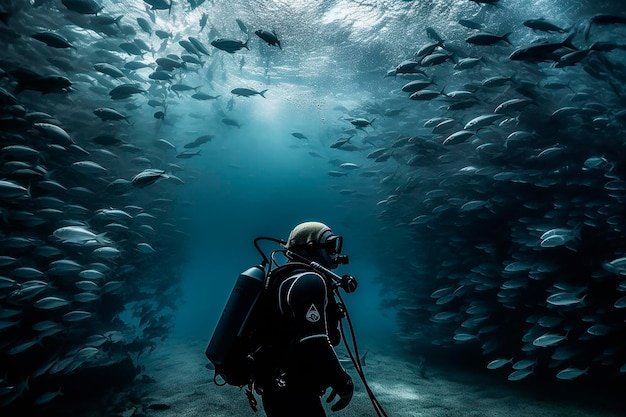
[259,269,350,417]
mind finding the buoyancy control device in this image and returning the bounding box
[205,236,389,417]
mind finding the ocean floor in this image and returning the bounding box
[95,337,624,417]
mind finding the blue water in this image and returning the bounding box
[3,0,626,413]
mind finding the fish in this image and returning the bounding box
[231,88,268,98]
[199,13,208,31]
[509,32,577,62]
[34,296,71,310]
[409,89,443,100]
[533,333,566,347]
[189,37,211,56]
[466,32,512,46]
[143,0,172,13]
[553,47,595,68]
[94,63,125,78]
[93,108,129,123]
[191,92,220,100]
[211,38,250,53]
[464,114,505,130]
[523,18,567,33]
[119,42,144,56]
[13,73,72,94]
[487,358,513,369]
[416,40,444,57]
[255,29,281,49]
[131,169,170,188]
[458,19,483,30]
[494,98,533,114]
[453,57,482,70]
[137,17,152,34]
[349,118,374,128]
[71,161,108,175]
[176,150,201,159]
[556,367,588,380]
[137,243,156,253]
[443,130,474,145]
[394,60,426,76]
[109,84,146,99]
[401,79,435,93]
[184,135,213,148]
[340,163,359,170]
[53,226,109,245]
[236,18,248,34]
[0,179,29,198]
[330,137,352,149]
[546,292,586,306]
[155,29,171,39]
[31,32,73,48]
[291,132,308,140]
[179,40,200,56]
[222,118,241,128]
[507,368,533,381]
[62,310,93,322]
[92,247,121,259]
[171,84,200,92]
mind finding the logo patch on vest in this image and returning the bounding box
[305,304,320,322]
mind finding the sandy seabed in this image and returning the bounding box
[99,337,624,417]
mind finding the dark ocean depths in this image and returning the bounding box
[2,0,626,415]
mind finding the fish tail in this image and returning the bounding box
[115,15,123,27]
[244,37,250,50]
[502,32,513,46]
[259,89,268,98]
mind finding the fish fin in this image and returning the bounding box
[583,20,592,41]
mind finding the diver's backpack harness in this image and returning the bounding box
[205,236,389,417]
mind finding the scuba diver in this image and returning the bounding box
[206,221,388,417]
[258,221,354,417]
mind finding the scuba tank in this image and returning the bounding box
[205,264,266,386]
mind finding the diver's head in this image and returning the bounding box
[284,221,348,269]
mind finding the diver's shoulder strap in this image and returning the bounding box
[264,262,315,290]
